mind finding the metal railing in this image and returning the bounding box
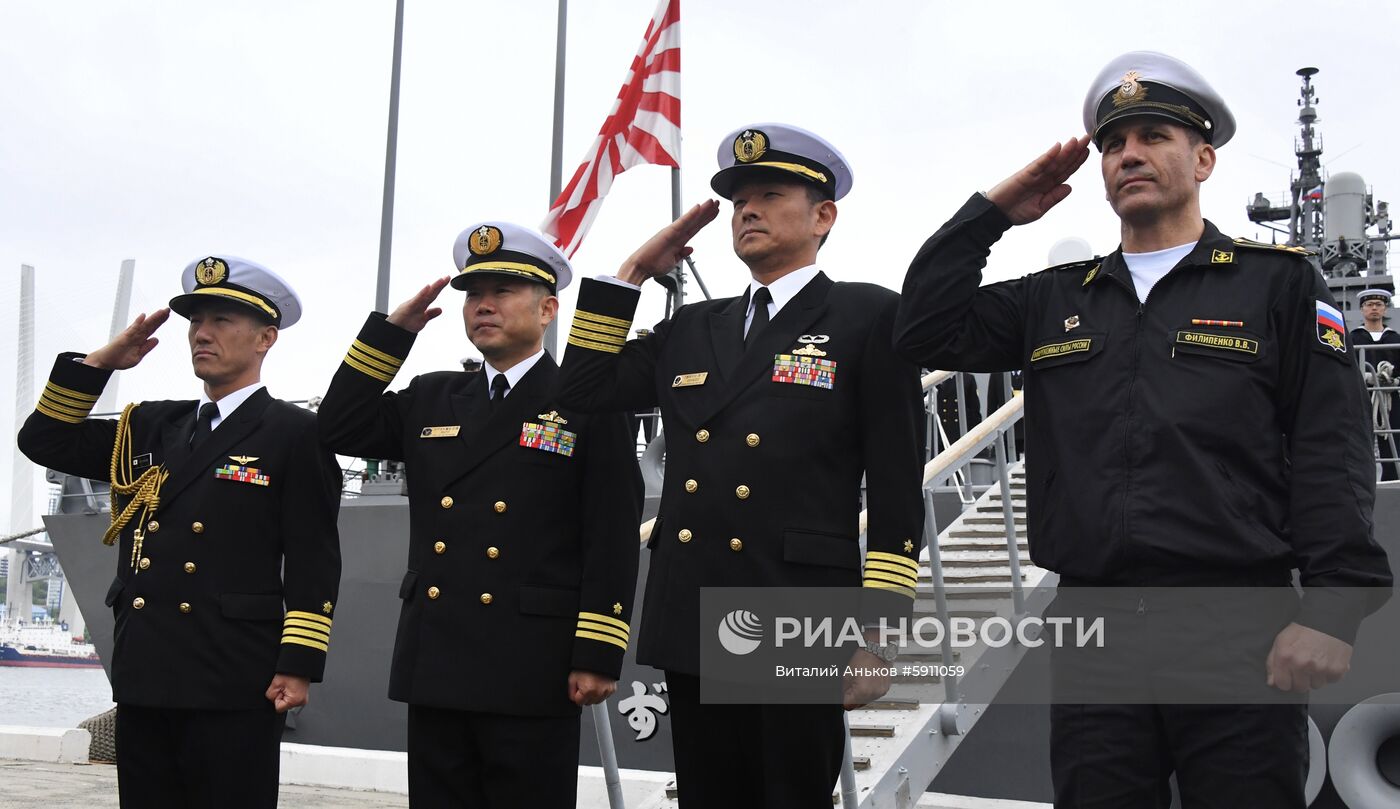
[1356,342,1400,479]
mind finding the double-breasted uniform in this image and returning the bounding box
[17,353,342,807]
[318,314,643,716]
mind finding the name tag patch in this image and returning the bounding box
[1030,338,1093,363]
[420,426,461,439]
[672,372,709,388]
[520,422,577,457]
[773,354,836,389]
[215,464,270,486]
[1176,331,1259,354]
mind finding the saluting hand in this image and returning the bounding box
[986,136,1092,226]
[616,200,721,286]
[82,308,171,370]
[266,673,311,713]
[568,670,618,706]
[387,277,451,333]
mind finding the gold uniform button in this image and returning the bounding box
[678,529,693,543]
[146,520,160,533]
[494,501,507,514]
[427,586,441,600]
[480,593,493,605]
[434,541,447,555]
[184,562,196,574]
[138,557,151,571]
[736,485,751,500]
[685,479,698,493]
[132,597,145,610]
[486,547,500,560]
[191,521,204,534]
[441,496,454,509]
[729,538,743,552]
[179,602,192,614]
[695,429,710,443]
[746,433,761,447]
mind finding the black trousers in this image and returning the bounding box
[1050,702,1308,808]
[1047,584,1308,808]
[406,705,580,809]
[665,671,845,809]
[115,703,285,809]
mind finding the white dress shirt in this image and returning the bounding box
[484,348,546,398]
[196,381,266,432]
[743,264,821,336]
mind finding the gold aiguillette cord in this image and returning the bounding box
[104,403,169,571]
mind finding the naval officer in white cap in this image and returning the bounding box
[19,256,343,808]
[895,51,1391,807]
[557,123,926,808]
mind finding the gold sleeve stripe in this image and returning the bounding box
[863,569,919,588]
[578,612,630,632]
[281,635,330,652]
[576,630,628,651]
[567,335,624,354]
[44,387,99,409]
[351,340,405,369]
[569,326,627,347]
[38,397,93,419]
[45,382,100,403]
[347,346,400,376]
[286,610,334,628]
[574,309,633,330]
[343,354,395,383]
[863,580,916,599]
[572,315,630,338]
[35,401,85,424]
[864,560,921,580]
[284,617,333,634]
[282,627,331,644]
[577,621,629,643]
[866,551,920,573]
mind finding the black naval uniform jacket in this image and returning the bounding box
[895,193,1392,643]
[317,314,642,717]
[17,355,343,709]
[558,273,927,675]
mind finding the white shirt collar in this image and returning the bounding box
[196,381,265,431]
[747,264,821,318]
[484,348,547,397]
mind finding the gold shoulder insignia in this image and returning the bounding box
[1232,237,1314,257]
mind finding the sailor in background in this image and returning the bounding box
[556,124,925,808]
[316,222,641,808]
[17,257,342,809]
[894,52,1392,808]
[1351,288,1400,480]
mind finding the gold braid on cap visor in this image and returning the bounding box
[189,287,280,320]
[458,261,557,285]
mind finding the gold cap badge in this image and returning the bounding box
[194,257,228,286]
[1112,70,1147,107]
[469,225,503,257]
[734,129,768,164]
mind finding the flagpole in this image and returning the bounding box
[375,0,405,314]
[545,0,568,357]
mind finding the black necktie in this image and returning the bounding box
[490,374,510,407]
[745,287,772,348]
[190,402,219,450]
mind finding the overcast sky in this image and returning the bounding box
[3,0,1398,530]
